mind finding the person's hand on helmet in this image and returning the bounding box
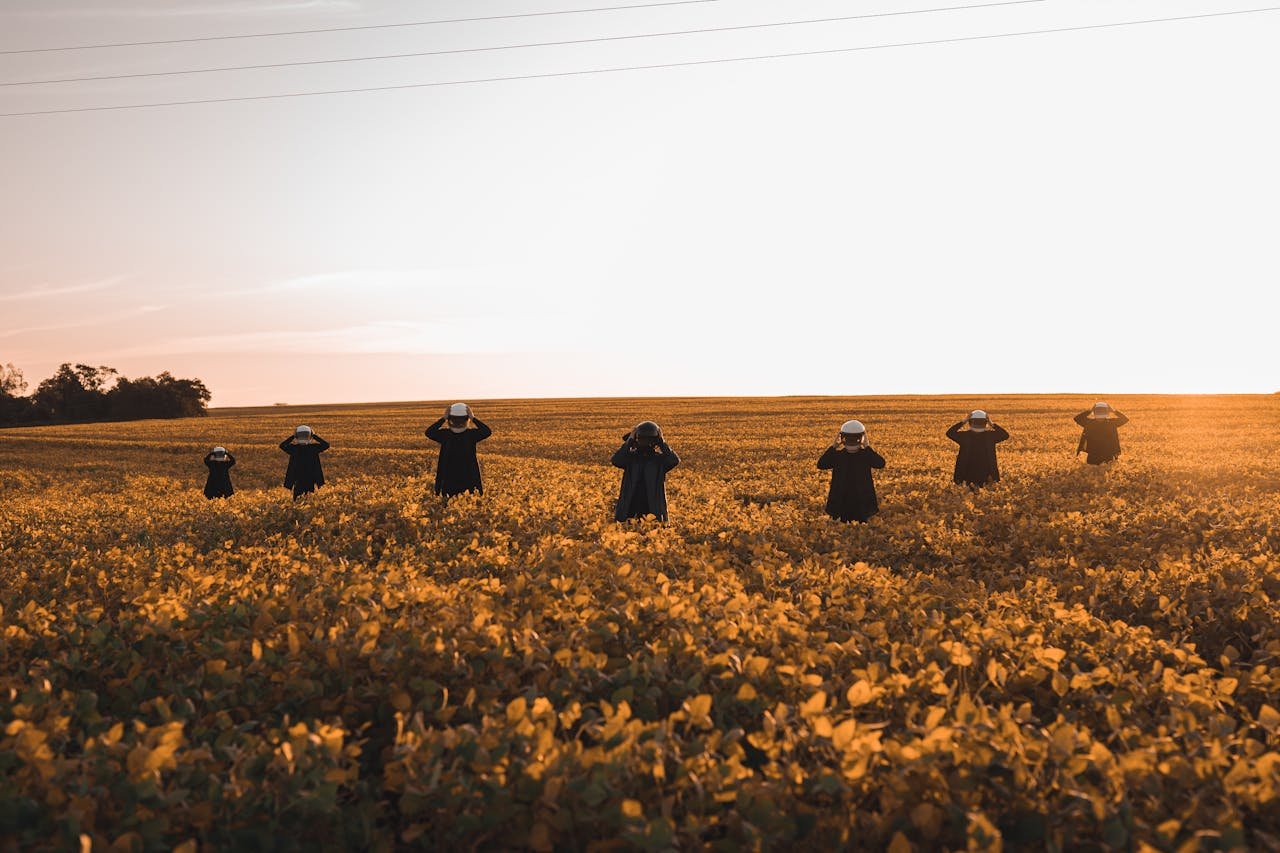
[629,421,663,450]
[446,403,471,430]
[838,420,867,450]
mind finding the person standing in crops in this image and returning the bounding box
[425,402,492,498]
[946,409,1010,489]
[202,446,235,500]
[1074,401,1129,464]
[280,424,330,500]
[817,420,886,523]
[612,421,679,522]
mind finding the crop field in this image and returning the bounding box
[2,394,1279,852]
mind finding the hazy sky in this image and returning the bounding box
[2,0,1277,406]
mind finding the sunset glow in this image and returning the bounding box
[3,0,1277,404]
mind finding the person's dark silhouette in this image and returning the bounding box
[425,402,492,498]
[203,446,235,499]
[280,425,329,500]
[817,420,885,523]
[612,421,679,522]
[946,409,1010,489]
[1074,401,1129,464]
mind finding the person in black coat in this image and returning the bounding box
[1074,401,1129,464]
[817,420,886,523]
[425,402,493,498]
[612,421,679,522]
[203,446,235,499]
[946,409,1010,489]
[280,424,330,500]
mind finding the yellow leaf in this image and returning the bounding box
[985,658,1002,686]
[1040,647,1067,666]
[101,722,124,747]
[736,683,757,701]
[687,694,712,718]
[800,691,827,717]
[1259,704,1280,733]
[942,641,973,667]
[621,799,644,818]
[506,697,528,724]
[832,719,857,750]
[172,842,197,853]
[846,681,874,707]
[888,831,913,853]
[1051,671,1069,696]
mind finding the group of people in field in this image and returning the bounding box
[202,404,484,501]
[202,401,1129,524]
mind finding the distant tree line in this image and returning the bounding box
[0,362,210,426]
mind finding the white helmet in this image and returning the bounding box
[968,410,989,431]
[295,424,312,436]
[840,420,866,435]
[212,446,227,455]
[1093,401,1111,418]
[448,403,469,417]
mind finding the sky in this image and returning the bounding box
[1,0,1277,407]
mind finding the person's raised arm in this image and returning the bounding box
[313,435,331,452]
[659,441,680,471]
[425,417,447,442]
[204,453,214,468]
[991,424,1010,443]
[471,417,493,441]
[1073,411,1091,427]
[864,447,887,469]
[946,421,964,444]
[817,445,838,470]
[279,436,294,452]
[1112,411,1129,427]
[226,453,236,468]
[611,442,633,469]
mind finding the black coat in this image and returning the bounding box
[280,434,330,492]
[817,445,885,523]
[946,422,1010,487]
[203,453,235,499]
[612,441,679,522]
[425,417,492,496]
[1074,410,1128,464]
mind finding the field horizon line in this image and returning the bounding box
[207,391,1279,413]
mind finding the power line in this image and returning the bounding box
[0,1,1045,88]
[0,0,726,56]
[3,7,1277,118]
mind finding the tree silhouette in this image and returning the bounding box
[1,362,211,426]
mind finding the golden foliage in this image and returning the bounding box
[1,395,1279,850]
